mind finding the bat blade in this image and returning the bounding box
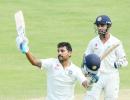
[14,10,25,36]
[100,43,120,61]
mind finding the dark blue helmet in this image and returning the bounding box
[94,15,112,26]
[83,54,101,74]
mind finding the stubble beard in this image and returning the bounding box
[58,55,64,63]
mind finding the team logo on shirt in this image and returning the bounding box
[68,70,73,76]
[94,43,98,49]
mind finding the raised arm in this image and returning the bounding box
[26,51,42,68]
[16,36,42,69]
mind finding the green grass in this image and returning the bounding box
[0,0,130,99]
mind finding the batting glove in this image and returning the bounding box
[114,62,121,68]
[16,36,29,54]
[114,58,127,69]
[89,74,99,85]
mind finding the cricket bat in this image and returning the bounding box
[14,10,25,37]
[100,43,120,61]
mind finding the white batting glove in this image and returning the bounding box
[114,61,122,68]
[16,36,29,54]
[114,57,128,68]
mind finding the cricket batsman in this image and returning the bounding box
[15,11,89,100]
[81,54,101,87]
[15,37,88,100]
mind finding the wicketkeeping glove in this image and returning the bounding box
[16,36,29,54]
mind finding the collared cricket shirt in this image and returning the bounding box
[84,35,126,73]
[40,58,86,100]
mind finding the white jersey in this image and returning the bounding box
[40,58,86,100]
[84,34,127,73]
[84,34,128,100]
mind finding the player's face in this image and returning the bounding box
[97,24,108,35]
[57,47,71,62]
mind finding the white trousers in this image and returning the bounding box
[84,72,119,100]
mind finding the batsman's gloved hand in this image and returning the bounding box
[16,36,29,54]
[88,73,99,85]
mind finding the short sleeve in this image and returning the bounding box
[76,67,87,85]
[115,42,126,58]
[40,58,54,70]
[84,40,94,56]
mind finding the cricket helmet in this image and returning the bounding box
[94,15,112,26]
[83,54,101,74]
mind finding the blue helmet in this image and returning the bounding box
[83,54,101,74]
[94,15,112,26]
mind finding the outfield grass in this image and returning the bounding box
[0,0,130,99]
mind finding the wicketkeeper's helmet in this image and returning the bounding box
[94,15,112,26]
[82,54,101,75]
